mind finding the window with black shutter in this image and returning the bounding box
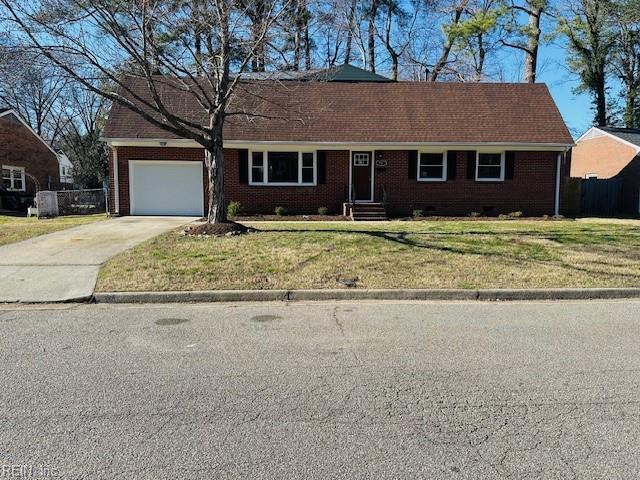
[447,151,457,180]
[238,149,249,184]
[408,151,418,180]
[248,150,317,185]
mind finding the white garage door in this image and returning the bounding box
[129,160,204,216]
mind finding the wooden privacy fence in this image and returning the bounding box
[563,178,623,217]
[580,178,622,217]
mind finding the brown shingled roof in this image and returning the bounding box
[103,77,573,145]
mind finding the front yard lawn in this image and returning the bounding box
[96,219,640,292]
[0,214,107,246]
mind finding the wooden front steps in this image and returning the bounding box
[349,202,388,221]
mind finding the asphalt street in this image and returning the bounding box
[1,300,639,479]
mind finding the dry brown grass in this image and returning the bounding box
[96,218,640,291]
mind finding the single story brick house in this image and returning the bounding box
[571,126,640,216]
[103,77,573,218]
[1,108,61,211]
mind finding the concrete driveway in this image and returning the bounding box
[0,216,194,302]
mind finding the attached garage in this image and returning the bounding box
[129,160,204,216]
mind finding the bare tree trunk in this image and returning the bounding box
[523,5,542,83]
[475,33,485,81]
[595,68,607,126]
[617,25,640,128]
[390,52,398,80]
[250,1,267,72]
[344,0,357,63]
[294,25,301,69]
[381,7,398,80]
[367,0,378,72]
[205,121,227,223]
[624,88,637,128]
[429,1,465,81]
[304,24,311,69]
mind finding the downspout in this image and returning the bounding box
[113,147,120,215]
[554,148,569,216]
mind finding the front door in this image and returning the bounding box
[352,152,372,201]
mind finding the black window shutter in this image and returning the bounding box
[466,151,476,180]
[447,151,457,180]
[317,150,327,184]
[238,149,249,184]
[505,151,515,180]
[408,151,418,180]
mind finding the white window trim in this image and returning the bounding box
[249,150,317,186]
[2,165,26,192]
[417,152,447,182]
[475,152,505,182]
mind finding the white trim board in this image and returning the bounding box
[104,138,574,152]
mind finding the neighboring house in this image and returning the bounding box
[57,152,75,187]
[0,108,60,211]
[571,127,640,216]
[235,63,392,83]
[102,75,573,218]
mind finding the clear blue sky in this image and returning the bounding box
[537,39,594,140]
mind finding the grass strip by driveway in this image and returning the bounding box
[96,219,640,292]
[0,214,107,247]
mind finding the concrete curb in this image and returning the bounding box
[93,288,640,304]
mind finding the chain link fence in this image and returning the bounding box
[56,189,106,215]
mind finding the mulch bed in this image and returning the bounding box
[183,222,251,237]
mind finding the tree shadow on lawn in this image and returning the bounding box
[268,227,640,282]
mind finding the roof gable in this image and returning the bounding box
[234,64,390,82]
[318,64,391,82]
[103,78,574,146]
[599,127,640,149]
[577,126,640,152]
[0,109,58,156]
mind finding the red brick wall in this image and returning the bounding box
[374,150,560,216]
[109,146,563,217]
[225,149,349,214]
[0,116,60,192]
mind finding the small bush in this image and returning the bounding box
[227,200,242,217]
[275,206,287,216]
[318,206,329,215]
[509,211,523,218]
[412,209,423,218]
[469,211,482,218]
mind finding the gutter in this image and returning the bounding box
[100,137,575,151]
[554,146,571,216]
[112,147,120,215]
